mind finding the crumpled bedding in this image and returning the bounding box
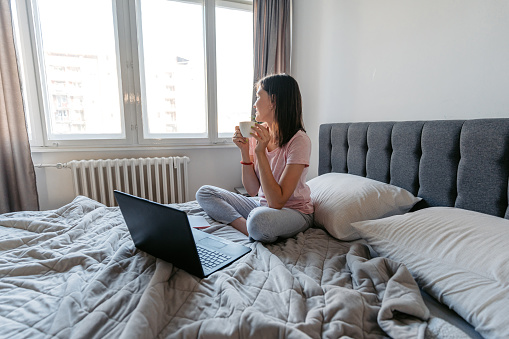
[0,196,469,338]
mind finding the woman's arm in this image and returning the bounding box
[233,125,260,196]
[252,124,306,209]
[240,151,260,197]
[256,154,305,209]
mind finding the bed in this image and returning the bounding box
[1,118,508,338]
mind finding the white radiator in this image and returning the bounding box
[67,156,190,206]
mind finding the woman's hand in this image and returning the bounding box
[232,126,249,152]
[234,126,260,196]
[252,123,271,154]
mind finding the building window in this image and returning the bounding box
[12,0,253,147]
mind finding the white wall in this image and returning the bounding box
[292,0,509,179]
[33,147,242,210]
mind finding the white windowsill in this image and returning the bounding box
[30,142,238,153]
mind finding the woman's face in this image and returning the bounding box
[253,87,274,123]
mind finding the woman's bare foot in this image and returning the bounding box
[230,217,248,236]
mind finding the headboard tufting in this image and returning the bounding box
[318,119,509,219]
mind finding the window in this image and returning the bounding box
[215,1,254,137]
[12,0,253,147]
[138,0,207,138]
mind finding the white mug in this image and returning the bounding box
[239,121,256,138]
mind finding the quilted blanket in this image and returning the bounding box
[0,196,468,338]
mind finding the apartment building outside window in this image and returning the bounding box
[11,0,254,147]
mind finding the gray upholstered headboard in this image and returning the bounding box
[318,119,509,219]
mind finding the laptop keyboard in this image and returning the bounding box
[197,246,231,269]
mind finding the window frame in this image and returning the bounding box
[12,0,253,148]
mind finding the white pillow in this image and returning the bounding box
[307,173,421,240]
[351,207,509,339]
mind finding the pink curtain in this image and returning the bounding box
[252,0,292,118]
[0,0,39,213]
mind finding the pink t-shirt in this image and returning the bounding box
[249,130,313,214]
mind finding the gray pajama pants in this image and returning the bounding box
[195,185,313,243]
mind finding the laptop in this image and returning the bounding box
[114,190,251,278]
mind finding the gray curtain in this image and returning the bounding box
[252,0,292,119]
[0,0,39,213]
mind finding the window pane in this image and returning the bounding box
[216,4,253,136]
[37,0,123,139]
[139,0,207,138]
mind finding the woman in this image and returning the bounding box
[196,74,313,243]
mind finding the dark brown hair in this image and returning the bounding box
[256,73,305,147]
